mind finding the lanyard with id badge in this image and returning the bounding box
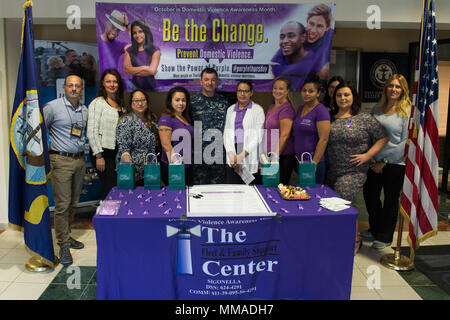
[65,102,85,138]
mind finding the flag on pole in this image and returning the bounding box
[400,0,439,260]
[9,1,55,266]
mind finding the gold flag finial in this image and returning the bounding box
[24,1,33,9]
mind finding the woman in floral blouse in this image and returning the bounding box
[116,89,160,185]
[327,82,388,254]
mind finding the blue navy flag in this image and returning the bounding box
[9,1,55,266]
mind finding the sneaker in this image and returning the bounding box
[59,246,73,266]
[359,230,374,241]
[69,237,84,250]
[372,240,392,250]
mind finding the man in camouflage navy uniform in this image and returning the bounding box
[190,67,229,184]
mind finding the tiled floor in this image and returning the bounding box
[0,225,448,300]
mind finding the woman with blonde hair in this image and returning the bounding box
[361,74,412,249]
[264,77,296,184]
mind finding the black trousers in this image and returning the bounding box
[363,163,406,243]
[280,154,296,185]
[91,148,117,200]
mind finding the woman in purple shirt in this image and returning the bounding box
[293,76,330,184]
[124,20,161,91]
[158,86,194,186]
[264,78,296,184]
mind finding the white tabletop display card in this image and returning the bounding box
[186,184,275,217]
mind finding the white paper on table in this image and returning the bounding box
[236,164,255,185]
[319,197,351,212]
[187,184,275,217]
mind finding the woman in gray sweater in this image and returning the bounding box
[361,74,412,249]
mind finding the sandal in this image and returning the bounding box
[354,239,362,255]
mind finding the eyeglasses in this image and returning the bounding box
[237,89,251,94]
[132,99,147,104]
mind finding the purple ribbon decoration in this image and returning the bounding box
[119,192,124,198]
[298,204,304,210]
[164,208,173,215]
[176,203,182,209]
[317,207,323,213]
[145,196,153,202]
[280,208,289,214]
[271,198,279,204]
[127,209,134,216]
[157,192,166,198]
[128,190,134,195]
[143,210,150,215]
[137,193,144,199]
[123,200,128,206]
[174,196,180,202]
[315,194,321,199]
[348,119,352,128]
[158,201,167,208]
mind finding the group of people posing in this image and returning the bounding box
[43,67,411,265]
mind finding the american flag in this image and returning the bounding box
[400,0,439,260]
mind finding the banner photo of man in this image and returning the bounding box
[96,3,335,92]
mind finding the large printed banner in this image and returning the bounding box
[96,2,335,92]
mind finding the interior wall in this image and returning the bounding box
[2,16,450,223]
[0,19,10,227]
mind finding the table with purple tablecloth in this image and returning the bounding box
[93,185,358,300]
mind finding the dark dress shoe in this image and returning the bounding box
[59,246,73,266]
[69,237,85,249]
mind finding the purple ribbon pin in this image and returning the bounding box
[348,119,352,128]
[298,204,304,210]
[158,201,167,208]
[143,210,149,215]
[164,208,173,215]
[174,196,180,202]
[119,192,124,198]
[127,209,133,216]
[271,198,279,204]
[315,194,321,199]
[137,193,144,199]
[145,196,153,202]
[317,207,323,213]
[176,203,182,209]
[128,190,134,195]
[157,192,166,198]
[123,200,128,206]
[280,208,289,214]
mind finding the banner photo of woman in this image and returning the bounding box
[95,3,335,92]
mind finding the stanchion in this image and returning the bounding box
[380,214,414,271]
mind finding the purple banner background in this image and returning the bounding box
[96,3,335,92]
